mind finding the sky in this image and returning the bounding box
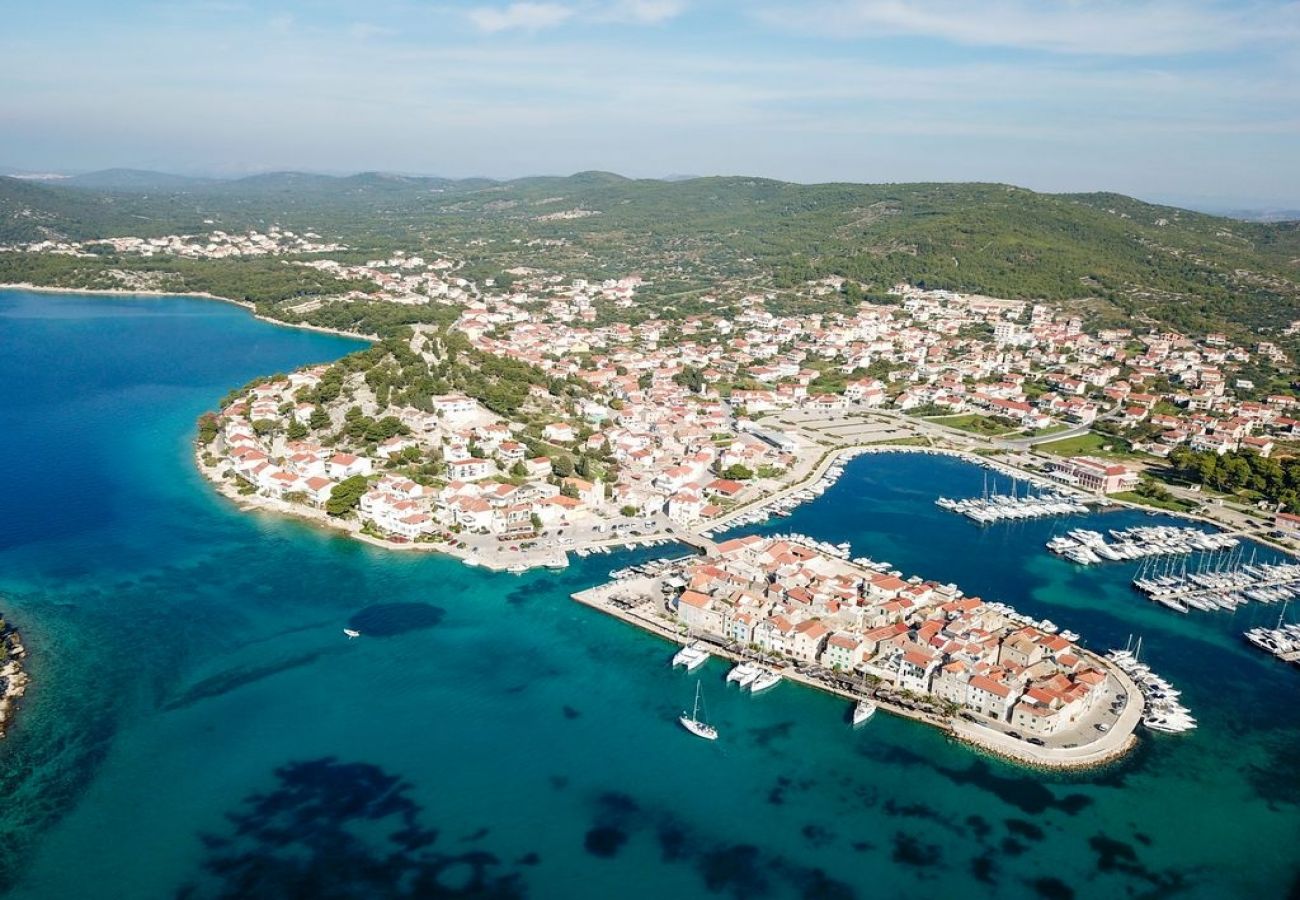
[2,0,1299,208]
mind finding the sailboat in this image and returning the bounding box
[679,681,718,740]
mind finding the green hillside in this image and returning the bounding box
[3,172,1298,338]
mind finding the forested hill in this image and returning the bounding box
[3,171,1299,336]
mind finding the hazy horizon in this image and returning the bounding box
[5,1,1299,208]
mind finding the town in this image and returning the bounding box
[168,218,1300,576]
[574,534,1142,765]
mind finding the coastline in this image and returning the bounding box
[11,281,1280,568]
[571,577,1140,771]
[0,613,29,740]
[0,282,378,343]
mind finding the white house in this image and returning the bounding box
[326,453,373,480]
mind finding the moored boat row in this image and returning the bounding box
[1244,602,1300,666]
[1106,639,1197,733]
[938,491,1088,524]
[1049,525,1238,567]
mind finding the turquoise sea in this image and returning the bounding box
[1,288,1298,899]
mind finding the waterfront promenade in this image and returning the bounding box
[572,575,1142,770]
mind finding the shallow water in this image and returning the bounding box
[1,289,1298,899]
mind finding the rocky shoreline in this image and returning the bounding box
[0,613,30,739]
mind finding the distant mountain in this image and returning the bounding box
[62,168,217,191]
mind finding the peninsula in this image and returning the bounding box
[575,534,1143,768]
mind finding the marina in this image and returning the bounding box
[1047,525,1238,567]
[936,476,1089,524]
[1131,550,1300,614]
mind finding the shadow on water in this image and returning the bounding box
[578,789,860,899]
[162,651,327,712]
[347,603,446,637]
[179,758,526,899]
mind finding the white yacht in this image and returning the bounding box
[727,662,760,687]
[343,628,361,639]
[852,699,877,726]
[749,668,782,693]
[672,643,710,671]
[679,681,718,741]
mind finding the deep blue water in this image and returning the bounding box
[1,288,1299,899]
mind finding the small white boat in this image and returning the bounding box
[343,629,361,639]
[679,681,718,741]
[506,563,529,574]
[852,699,877,726]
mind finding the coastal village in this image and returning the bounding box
[185,224,1300,571]
[13,223,1300,481]
[17,223,1298,763]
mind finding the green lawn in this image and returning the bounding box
[924,413,1020,437]
[1036,431,1145,459]
[1024,422,1073,439]
[1110,490,1199,513]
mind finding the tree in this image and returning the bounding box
[722,463,754,480]
[674,365,706,393]
[252,418,278,437]
[196,412,219,445]
[510,461,528,477]
[309,406,331,430]
[326,475,369,517]
[552,455,575,478]
[620,505,639,517]
[286,419,308,441]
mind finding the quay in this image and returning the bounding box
[572,575,1142,770]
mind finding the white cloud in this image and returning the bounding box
[757,0,1300,56]
[468,2,575,33]
[468,0,686,32]
[598,0,687,24]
